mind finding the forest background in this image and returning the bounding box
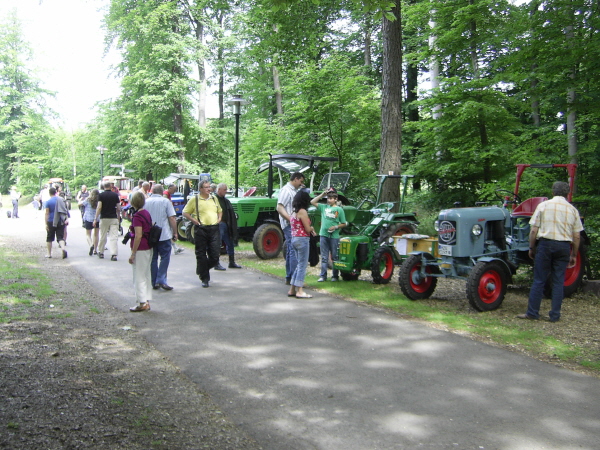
[1,0,600,275]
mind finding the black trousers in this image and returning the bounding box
[194,225,221,282]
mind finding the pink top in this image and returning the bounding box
[130,209,152,251]
[291,213,310,237]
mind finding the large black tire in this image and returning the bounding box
[377,223,417,245]
[466,261,508,311]
[176,217,188,241]
[253,223,283,259]
[544,245,586,298]
[399,254,439,300]
[340,270,361,281]
[371,247,395,284]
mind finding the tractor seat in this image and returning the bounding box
[243,187,257,197]
[512,197,547,216]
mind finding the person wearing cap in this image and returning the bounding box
[310,187,347,282]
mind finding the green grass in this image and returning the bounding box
[0,247,56,323]
[237,241,599,374]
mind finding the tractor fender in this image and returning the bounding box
[473,257,512,279]
[408,251,436,260]
[257,218,281,228]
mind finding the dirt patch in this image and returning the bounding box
[0,236,261,450]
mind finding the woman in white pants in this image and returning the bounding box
[128,192,153,312]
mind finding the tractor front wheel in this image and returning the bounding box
[371,247,395,284]
[253,223,283,259]
[399,254,439,300]
[466,261,508,311]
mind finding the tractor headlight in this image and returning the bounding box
[472,224,483,236]
[434,220,440,232]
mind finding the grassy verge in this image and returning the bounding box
[0,247,56,323]
[234,241,600,375]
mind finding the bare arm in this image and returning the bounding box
[569,232,581,268]
[528,226,539,260]
[94,201,102,223]
[129,226,143,265]
[298,209,315,235]
[310,191,326,207]
[169,216,178,241]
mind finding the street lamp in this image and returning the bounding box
[38,165,44,190]
[226,94,248,197]
[96,146,106,180]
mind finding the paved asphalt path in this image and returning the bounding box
[3,210,600,449]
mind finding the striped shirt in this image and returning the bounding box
[530,196,583,242]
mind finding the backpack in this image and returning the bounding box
[137,212,163,248]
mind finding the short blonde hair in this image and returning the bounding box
[130,191,146,210]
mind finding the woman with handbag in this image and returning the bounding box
[128,192,153,312]
[287,190,316,299]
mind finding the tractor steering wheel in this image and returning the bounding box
[495,189,522,205]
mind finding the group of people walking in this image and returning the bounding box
[62,180,242,312]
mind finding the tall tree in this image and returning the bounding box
[0,11,54,193]
[379,2,403,204]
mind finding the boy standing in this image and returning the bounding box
[310,188,347,282]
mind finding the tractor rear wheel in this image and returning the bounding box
[466,261,508,311]
[253,223,283,259]
[176,217,187,241]
[399,254,439,300]
[371,247,395,284]
[377,223,417,245]
[544,245,586,298]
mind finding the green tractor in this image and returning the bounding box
[332,174,420,283]
[229,154,355,259]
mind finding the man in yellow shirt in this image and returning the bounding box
[517,181,583,322]
[183,180,222,288]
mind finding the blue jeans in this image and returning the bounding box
[291,236,310,287]
[527,239,571,321]
[151,239,172,286]
[320,236,339,279]
[219,222,234,256]
[283,225,298,280]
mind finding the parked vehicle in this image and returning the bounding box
[48,178,73,209]
[229,154,355,259]
[399,164,589,311]
[332,174,419,283]
[99,175,135,210]
[160,173,211,239]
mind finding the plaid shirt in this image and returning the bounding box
[530,196,583,242]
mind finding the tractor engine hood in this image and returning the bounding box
[438,205,509,223]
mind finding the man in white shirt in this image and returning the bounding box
[145,184,178,290]
[276,172,305,285]
[517,181,584,322]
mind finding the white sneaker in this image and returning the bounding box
[174,248,184,254]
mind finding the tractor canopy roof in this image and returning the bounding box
[257,154,338,175]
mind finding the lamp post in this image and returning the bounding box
[38,165,44,190]
[226,94,248,197]
[96,146,106,180]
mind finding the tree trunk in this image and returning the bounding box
[379,2,402,206]
[566,24,577,166]
[273,65,283,116]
